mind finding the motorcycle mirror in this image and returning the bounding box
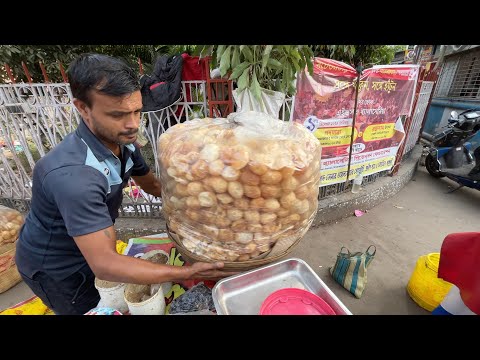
[450,110,458,119]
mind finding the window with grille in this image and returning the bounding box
[434,57,459,97]
[434,48,480,101]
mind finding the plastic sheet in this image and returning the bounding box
[232,88,286,118]
[158,111,321,262]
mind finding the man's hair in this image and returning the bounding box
[67,53,140,107]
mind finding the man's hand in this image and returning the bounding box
[132,170,162,198]
[74,226,239,284]
[187,262,240,280]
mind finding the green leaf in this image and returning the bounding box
[251,70,262,102]
[216,45,226,63]
[306,57,313,76]
[301,47,314,75]
[231,47,240,69]
[288,80,297,95]
[241,46,254,62]
[303,46,314,58]
[219,46,231,77]
[267,58,283,70]
[280,68,286,93]
[229,62,250,80]
[291,57,300,74]
[261,45,273,74]
[292,48,301,61]
[192,45,205,56]
[237,66,250,92]
[283,66,292,94]
[198,45,213,61]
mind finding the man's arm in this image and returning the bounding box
[44,167,236,283]
[74,226,232,284]
[130,144,162,197]
[132,170,162,198]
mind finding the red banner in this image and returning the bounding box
[292,59,419,186]
[293,58,356,163]
[348,65,418,179]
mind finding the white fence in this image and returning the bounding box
[403,81,435,156]
[0,80,297,216]
[0,82,208,216]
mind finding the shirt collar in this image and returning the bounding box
[76,120,136,162]
[125,143,136,153]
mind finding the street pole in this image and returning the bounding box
[345,63,364,185]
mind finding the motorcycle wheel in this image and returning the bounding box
[425,154,445,178]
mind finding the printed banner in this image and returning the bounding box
[348,65,418,180]
[292,58,356,186]
[292,58,418,186]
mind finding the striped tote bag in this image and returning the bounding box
[330,245,376,298]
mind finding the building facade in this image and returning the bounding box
[422,45,480,146]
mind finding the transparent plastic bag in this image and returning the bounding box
[158,111,321,262]
[0,205,24,247]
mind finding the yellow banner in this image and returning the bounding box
[314,127,357,147]
[363,123,395,142]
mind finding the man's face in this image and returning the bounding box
[74,90,143,146]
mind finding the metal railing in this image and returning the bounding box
[0,83,79,204]
[0,81,208,216]
[403,81,435,156]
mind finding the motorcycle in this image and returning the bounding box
[424,109,480,192]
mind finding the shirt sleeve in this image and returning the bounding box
[42,166,114,237]
[130,144,151,177]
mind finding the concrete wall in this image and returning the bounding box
[423,46,480,144]
[313,145,422,227]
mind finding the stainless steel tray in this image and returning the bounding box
[212,258,352,315]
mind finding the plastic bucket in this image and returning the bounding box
[124,283,166,315]
[94,278,128,314]
[407,253,452,311]
[140,250,172,296]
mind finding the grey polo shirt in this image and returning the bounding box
[16,120,150,281]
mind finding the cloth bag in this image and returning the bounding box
[330,245,376,298]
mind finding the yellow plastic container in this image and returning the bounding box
[116,240,127,255]
[407,253,452,311]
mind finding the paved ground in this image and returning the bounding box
[290,167,480,314]
[1,167,478,314]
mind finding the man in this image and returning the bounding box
[15,53,232,315]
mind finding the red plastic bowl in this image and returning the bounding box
[259,288,336,315]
